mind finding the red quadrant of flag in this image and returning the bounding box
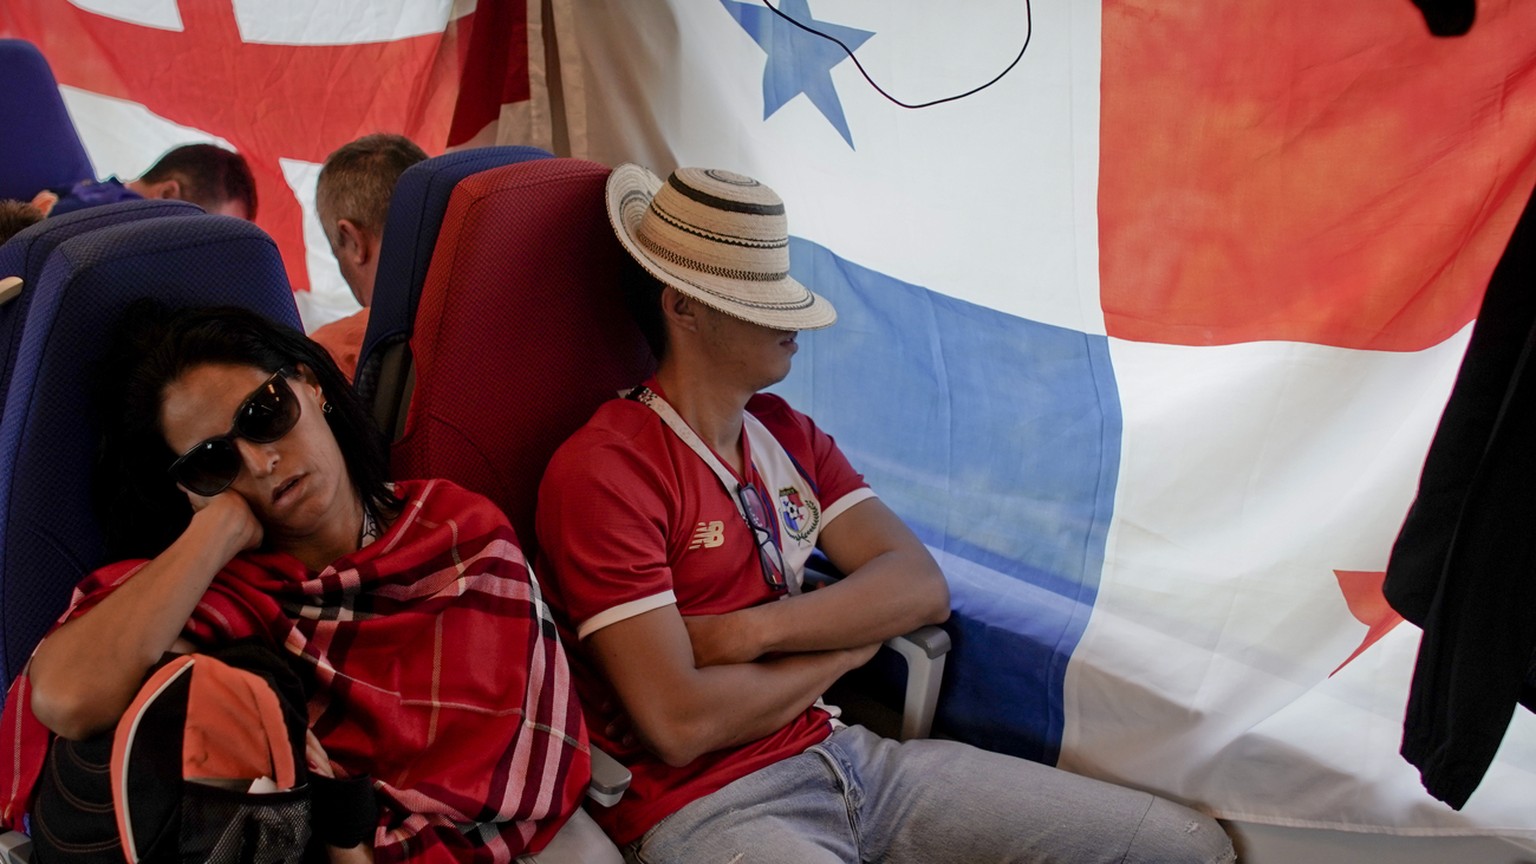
[1100,0,1536,352]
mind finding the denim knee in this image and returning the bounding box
[1127,797,1236,864]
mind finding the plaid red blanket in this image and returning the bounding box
[2,478,589,862]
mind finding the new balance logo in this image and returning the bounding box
[689,520,725,549]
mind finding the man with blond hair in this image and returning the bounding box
[309,133,428,381]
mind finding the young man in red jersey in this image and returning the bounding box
[537,164,1235,864]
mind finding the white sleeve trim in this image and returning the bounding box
[821,488,878,525]
[577,591,678,639]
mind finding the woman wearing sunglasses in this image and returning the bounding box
[5,304,590,862]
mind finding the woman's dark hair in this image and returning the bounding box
[94,301,399,560]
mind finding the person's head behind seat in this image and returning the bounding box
[0,199,45,243]
[93,301,395,561]
[316,133,429,307]
[132,144,258,221]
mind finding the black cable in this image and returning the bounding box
[759,0,1033,109]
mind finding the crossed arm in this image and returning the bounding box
[585,497,950,767]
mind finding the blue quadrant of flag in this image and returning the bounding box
[772,238,1123,762]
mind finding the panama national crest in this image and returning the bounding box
[777,485,820,543]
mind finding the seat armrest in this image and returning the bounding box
[890,624,951,660]
[805,552,952,740]
[0,277,22,306]
[587,746,631,808]
[365,341,414,444]
[0,830,31,863]
[884,625,951,739]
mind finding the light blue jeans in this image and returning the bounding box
[625,725,1235,864]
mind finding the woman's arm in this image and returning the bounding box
[27,493,261,739]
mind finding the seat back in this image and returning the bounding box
[391,158,654,558]
[0,200,201,409]
[0,215,299,680]
[356,145,552,437]
[0,39,94,201]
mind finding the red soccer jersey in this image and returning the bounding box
[536,385,873,846]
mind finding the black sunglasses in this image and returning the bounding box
[735,482,788,593]
[168,369,302,497]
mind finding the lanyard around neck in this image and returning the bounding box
[627,385,744,494]
[626,385,800,595]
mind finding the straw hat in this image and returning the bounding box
[606,163,836,331]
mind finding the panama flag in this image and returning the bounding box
[0,0,554,331]
[554,0,1536,838]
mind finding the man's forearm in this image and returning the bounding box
[590,606,879,767]
[756,549,949,653]
[651,645,876,764]
[734,496,951,659]
[686,546,948,666]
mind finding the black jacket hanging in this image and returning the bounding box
[1383,182,1536,810]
